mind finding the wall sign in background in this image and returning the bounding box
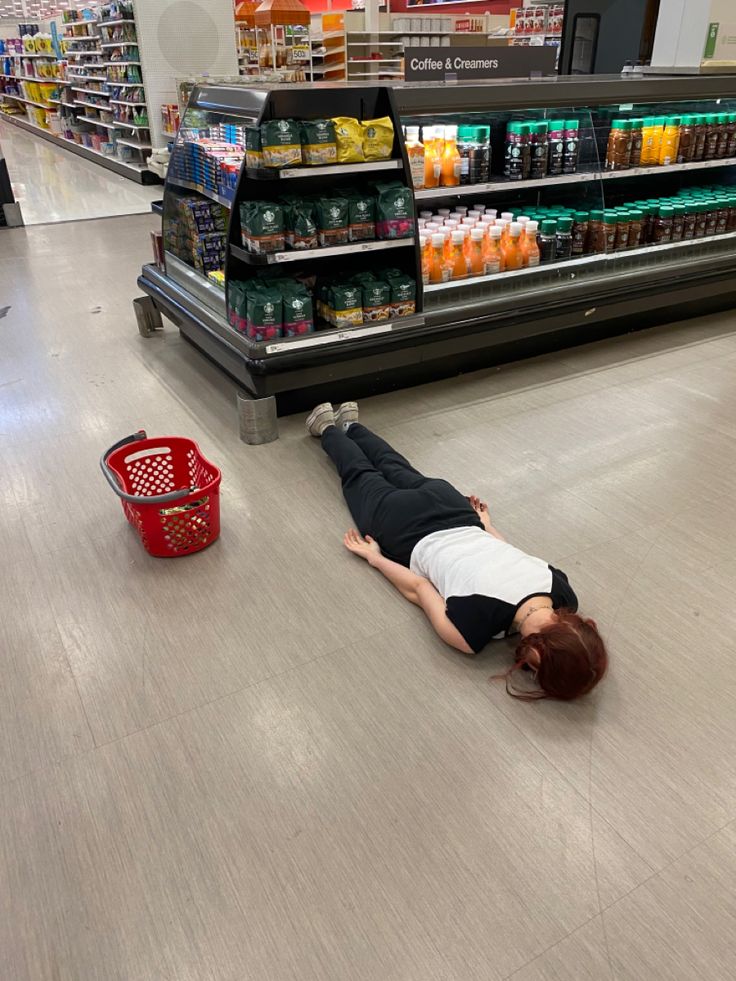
[404,46,557,82]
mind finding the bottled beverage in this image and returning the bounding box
[692,114,707,160]
[640,117,656,166]
[629,118,643,167]
[538,219,557,263]
[704,198,718,236]
[423,126,442,189]
[519,123,532,179]
[605,119,632,170]
[727,112,736,157]
[659,116,680,166]
[529,121,549,179]
[563,119,580,173]
[429,232,449,283]
[715,197,729,235]
[419,210,433,220]
[469,227,485,276]
[419,234,430,284]
[603,211,617,252]
[457,125,474,185]
[440,125,462,187]
[588,210,606,253]
[437,207,451,218]
[405,126,425,189]
[547,119,565,175]
[653,205,674,244]
[571,211,589,256]
[613,211,630,251]
[704,114,719,160]
[672,204,686,241]
[521,220,540,266]
[682,202,697,240]
[650,117,665,165]
[472,126,491,184]
[505,122,524,180]
[716,113,730,158]
[676,115,696,163]
[483,225,504,275]
[502,221,524,270]
[694,201,708,238]
[555,216,573,260]
[449,229,468,279]
[627,208,644,248]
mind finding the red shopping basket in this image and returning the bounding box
[101,431,221,557]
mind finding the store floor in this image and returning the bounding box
[3,214,736,980]
[0,116,161,225]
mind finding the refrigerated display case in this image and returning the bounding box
[137,74,736,430]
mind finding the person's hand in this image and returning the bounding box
[467,495,489,515]
[343,528,382,563]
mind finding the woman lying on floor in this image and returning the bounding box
[307,401,607,701]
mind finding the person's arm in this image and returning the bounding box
[467,496,507,542]
[343,530,474,654]
[343,529,425,604]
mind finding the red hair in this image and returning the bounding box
[498,611,608,701]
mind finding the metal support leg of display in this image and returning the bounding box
[134,295,164,338]
[237,391,279,445]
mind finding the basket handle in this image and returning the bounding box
[100,431,195,505]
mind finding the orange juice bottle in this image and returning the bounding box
[483,225,504,274]
[419,234,430,284]
[522,219,540,266]
[502,221,524,270]
[450,230,468,279]
[405,125,425,189]
[424,126,441,189]
[440,124,462,187]
[429,232,448,283]
[469,227,485,276]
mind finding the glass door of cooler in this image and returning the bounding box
[402,106,605,312]
[163,99,254,317]
[403,96,736,317]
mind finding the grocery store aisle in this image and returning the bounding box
[3,214,736,981]
[0,117,160,224]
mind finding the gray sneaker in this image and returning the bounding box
[335,402,359,431]
[306,403,335,437]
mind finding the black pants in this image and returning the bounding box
[322,423,482,567]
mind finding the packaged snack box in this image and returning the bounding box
[246,283,283,341]
[315,197,350,246]
[261,119,302,168]
[362,281,392,323]
[245,126,263,168]
[240,201,285,253]
[301,119,337,166]
[283,198,318,250]
[374,182,415,239]
[362,117,395,161]
[332,117,365,163]
[346,191,376,241]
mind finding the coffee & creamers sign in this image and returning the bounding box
[404,46,556,82]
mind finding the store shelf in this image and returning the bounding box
[100,42,139,49]
[78,115,119,128]
[414,157,736,201]
[424,231,736,294]
[75,99,111,110]
[246,158,402,181]
[1,72,62,83]
[109,98,146,106]
[116,136,151,149]
[311,32,344,42]
[311,66,346,75]
[348,58,403,64]
[0,93,52,110]
[0,110,158,183]
[108,81,144,88]
[104,61,141,67]
[99,18,136,26]
[168,177,234,208]
[231,237,415,266]
[347,71,404,78]
[312,47,345,57]
[114,119,150,129]
[164,252,226,318]
[16,52,56,59]
[601,157,736,181]
[69,74,108,82]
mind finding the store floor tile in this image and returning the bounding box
[2,214,736,979]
